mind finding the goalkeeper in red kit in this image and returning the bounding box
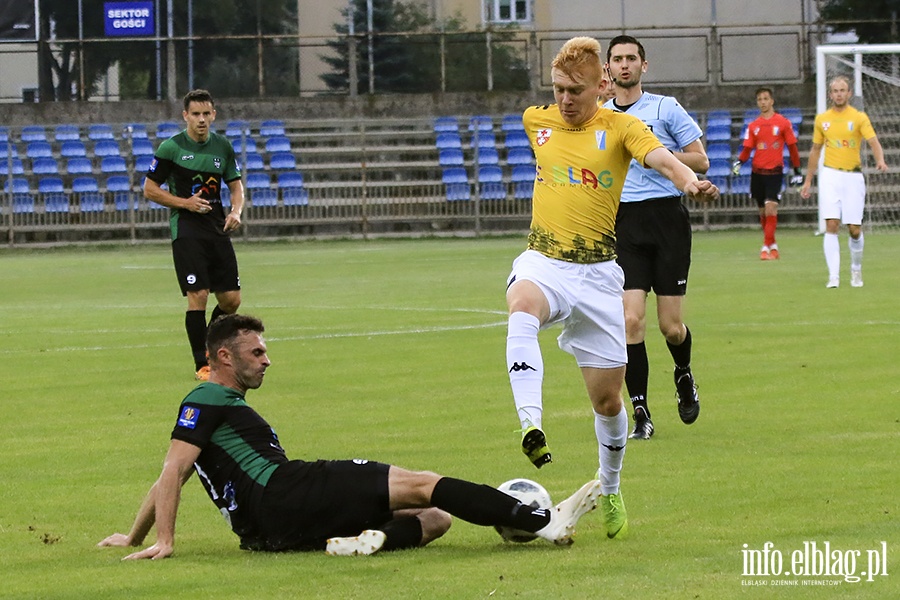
[732,87,802,260]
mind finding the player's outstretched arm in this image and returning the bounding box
[98,440,200,561]
[644,147,719,203]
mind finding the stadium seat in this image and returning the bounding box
[243,152,265,171]
[13,193,35,213]
[731,175,750,194]
[781,107,803,128]
[79,192,105,212]
[742,109,757,125]
[500,114,525,132]
[504,131,530,149]
[707,160,732,178]
[225,121,250,138]
[32,157,59,175]
[706,143,732,161]
[438,148,464,167]
[26,141,53,159]
[0,158,24,175]
[0,126,9,143]
[93,140,122,157]
[282,187,309,206]
[442,168,469,201]
[60,140,88,158]
[706,110,732,128]
[220,184,231,208]
[131,138,154,156]
[471,132,496,149]
[442,167,468,184]
[477,165,506,200]
[125,123,149,139]
[4,178,30,194]
[468,115,493,132]
[232,137,258,154]
[475,147,499,165]
[1,140,17,157]
[38,177,65,194]
[100,156,128,174]
[511,165,535,200]
[277,172,304,189]
[72,176,100,193]
[708,175,729,192]
[259,120,286,137]
[106,175,131,192]
[264,136,291,153]
[507,147,534,166]
[435,133,462,150]
[88,124,116,141]
[21,125,47,142]
[739,161,752,176]
[705,125,731,143]
[245,172,270,190]
[269,152,297,171]
[54,124,81,142]
[433,116,459,133]
[156,122,181,139]
[135,155,154,173]
[250,188,278,207]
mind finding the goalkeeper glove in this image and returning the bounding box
[789,167,803,187]
[731,160,742,176]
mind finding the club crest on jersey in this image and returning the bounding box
[847,122,854,131]
[822,122,831,131]
[214,157,221,169]
[596,130,607,150]
[178,406,200,429]
[772,126,780,136]
[536,128,551,146]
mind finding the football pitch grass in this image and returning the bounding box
[1,229,896,599]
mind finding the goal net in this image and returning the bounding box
[816,44,900,230]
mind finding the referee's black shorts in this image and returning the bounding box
[615,196,691,296]
[750,172,784,208]
[254,459,392,551]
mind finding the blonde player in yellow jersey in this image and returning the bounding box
[505,36,718,539]
[801,75,888,288]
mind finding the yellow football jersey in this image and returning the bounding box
[812,106,876,171]
[522,104,663,263]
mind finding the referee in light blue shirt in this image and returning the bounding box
[603,35,709,440]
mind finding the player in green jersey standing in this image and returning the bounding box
[144,89,246,381]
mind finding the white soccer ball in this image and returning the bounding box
[494,478,553,543]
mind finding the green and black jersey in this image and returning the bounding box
[171,382,287,541]
[147,131,241,240]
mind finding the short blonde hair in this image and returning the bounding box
[552,37,603,84]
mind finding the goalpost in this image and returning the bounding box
[815,44,900,231]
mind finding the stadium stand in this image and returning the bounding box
[60,140,88,158]
[435,133,462,150]
[471,131,496,149]
[264,136,291,153]
[438,148,464,167]
[88,124,115,141]
[433,116,458,133]
[126,123,149,139]
[26,142,53,159]
[225,121,250,138]
[54,125,81,142]
[475,147,499,165]
[469,115,493,132]
[32,157,59,175]
[250,188,278,207]
[131,138,155,156]
[243,152,265,171]
[269,152,297,171]
[156,122,181,139]
[93,140,121,157]
[706,143,732,160]
[245,172,270,191]
[0,158,25,175]
[21,126,47,142]
[259,120,286,137]
[232,137,258,154]
[106,175,133,211]
[504,130,530,149]
[500,114,524,132]
[442,167,470,201]
[477,165,506,200]
[506,147,534,166]
[135,155,153,173]
[705,124,732,143]
[100,156,128,174]
[277,172,304,189]
[511,164,535,200]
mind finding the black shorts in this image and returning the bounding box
[171,236,240,296]
[615,196,691,296]
[253,459,392,551]
[750,173,784,208]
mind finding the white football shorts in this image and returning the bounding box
[507,249,626,369]
[819,166,866,225]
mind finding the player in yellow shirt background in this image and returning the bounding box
[801,75,888,288]
[503,36,718,540]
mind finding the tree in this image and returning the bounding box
[819,0,900,44]
[321,0,529,94]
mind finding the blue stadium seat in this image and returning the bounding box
[507,147,534,166]
[0,158,24,175]
[435,133,462,150]
[79,192,105,212]
[100,156,127,174]
[94,140,122,157]
[259,120,286,137]
[705,125,731,143]
[106,175,131,192]
[0,126,9,143]
[135,155,153,173]
[478,165,505,200]
[511,165,535,200]
[220,184,231,208]
[708,175,729,192]
[471,132,496,149]
[26,141,53,159]
[72,176,100,193]
[264,136,291,153]
[438,148,464,167]
[32,157,59,175]
[156,122,181,139]
[433,116,459,133]
[504,131,530,149]
[54,124,81,142]
[706,143,732,160]
[13,193,35,213]
[468,115,493,132]
[125,123,149,139]
[781,107,803,128]
[442,168,469,200]
[4,178,30,194]
[1,140,17,156]
[21,125,47,142]
[38,177,64,194]
[277,172,304,189]
[731,175,750,194]
[232,137,258,154]
[225,121,250,138]
[706,110,732,128]
[707,159,732,178]
[442,167,468,184]
[500,114,525,132]
[250,188,278,207]
[88,124,116,141]
[245,172,270,190]
[60,140,87,158]
[131,138,154,156]
[475,147,499,165]
[742,109,758,125]
[243,152,265,171]
[282,187,309,206]
[269,152,297,171]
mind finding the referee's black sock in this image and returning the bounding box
[430,477,550,532]
[380,516,423,551]
[185,310,208,369]
[667,326,693,372]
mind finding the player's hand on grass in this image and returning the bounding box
[97,532,134,548]
[122,542,174,561]
[684,179,719,203]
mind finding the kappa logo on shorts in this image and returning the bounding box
[178,406,201,429]
[352,459,369,465]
